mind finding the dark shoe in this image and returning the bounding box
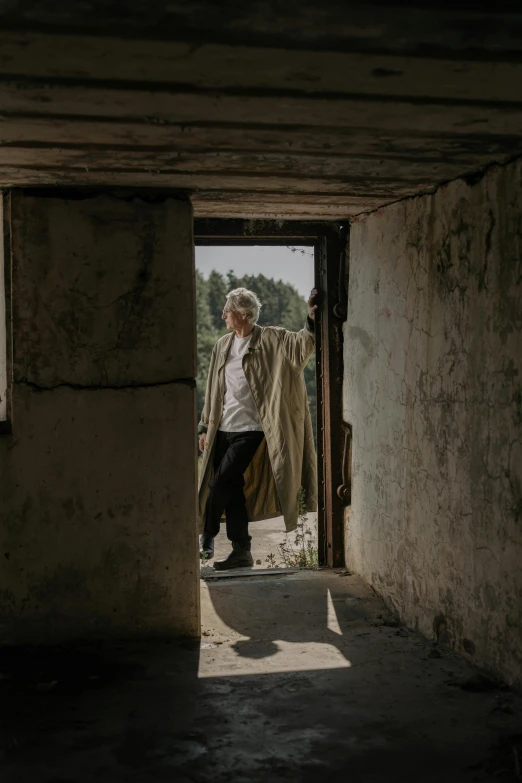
[199,533,215,560]
[213,541,254,571]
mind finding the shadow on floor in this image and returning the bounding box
[0,638,201,782]
[0,570,521,782]
[199,570,522,782]
[203,568,361,664]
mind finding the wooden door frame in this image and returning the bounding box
[194,218,348,567]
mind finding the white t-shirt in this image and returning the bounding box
[219,334,263,433]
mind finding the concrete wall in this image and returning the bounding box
[344,159,522,684]
[0,196,6,422]
[0,191,200,641]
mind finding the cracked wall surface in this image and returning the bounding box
[10,193,195,388]
[344,158,522,684]
[0,192,199,640]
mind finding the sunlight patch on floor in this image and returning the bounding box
[327,587,343,635]
[198,638,352,677]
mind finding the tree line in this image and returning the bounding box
[196,269,317,439]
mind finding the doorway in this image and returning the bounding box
[194,219,347,568]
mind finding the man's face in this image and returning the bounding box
[222,304,247,331]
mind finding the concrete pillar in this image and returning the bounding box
[0,190,199,641]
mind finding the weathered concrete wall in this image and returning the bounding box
[344,159,522,684]
[0,192,200,640]
[0,196,7,422]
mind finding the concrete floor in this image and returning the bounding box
[1,568,521,782]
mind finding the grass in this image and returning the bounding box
[265,489,318,569]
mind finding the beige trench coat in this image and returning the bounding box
[197,322,317,533]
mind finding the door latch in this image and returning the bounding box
[337,422,352,505]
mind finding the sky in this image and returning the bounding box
[195,245,315,300]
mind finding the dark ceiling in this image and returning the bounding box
[1,2,521,218]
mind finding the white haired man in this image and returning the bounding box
[198,286,319,570]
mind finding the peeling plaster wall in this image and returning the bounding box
[0,192,200,641]
[344,159,522,684]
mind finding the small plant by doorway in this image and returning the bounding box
[265,489,319,569]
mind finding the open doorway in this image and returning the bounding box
[194,219,347,570]
[195,243,317,570]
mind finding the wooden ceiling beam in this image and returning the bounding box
[0,146,498,184]
[1,119,519,163]
[1,32,522,104]
[0,82,521,137]
[1,4,522,60]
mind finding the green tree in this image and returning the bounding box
[232,273,307,331]
[195,270,220,415]
[207,269,229,330]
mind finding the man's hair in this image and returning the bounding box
[226,287,262,325]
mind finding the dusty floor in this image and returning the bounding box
[1,569,521,782]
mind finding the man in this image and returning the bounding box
[198,286,319,570]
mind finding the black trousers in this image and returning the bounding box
[204,430,264,545]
